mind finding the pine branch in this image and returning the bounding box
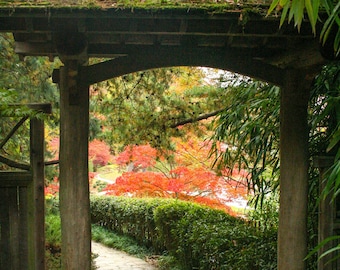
[170,108,225,128]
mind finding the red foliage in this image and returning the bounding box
[172,136,215,168]
[115,144,158,170]
[45,177,59,197]
[47,137,113,168]
[106,137,250,215]
[89,139,112,167]
[104,164,239,214]
[106,171,169,197]
[47,137,60,159]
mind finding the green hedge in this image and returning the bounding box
[90,196,277,269]
[90,195,170,251]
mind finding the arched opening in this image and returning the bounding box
[1,5,328,269]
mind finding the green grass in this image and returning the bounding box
[96,164,122,181]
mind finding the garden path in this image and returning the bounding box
[92,241,158,270]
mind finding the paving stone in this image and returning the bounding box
[92,241,158,270]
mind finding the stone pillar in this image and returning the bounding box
[278,70,311,270]
[59,60,91,270]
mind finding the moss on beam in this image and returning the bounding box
[0,0,270,12]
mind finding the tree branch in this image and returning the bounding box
[170,108,225,128]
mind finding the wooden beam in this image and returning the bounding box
[27,117,46,270]
[0,116,29,150]
[0,171,32,186]
[0,155,30,171]
[80,46,284,86]
[265,40,327,70]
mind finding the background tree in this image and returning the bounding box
[0,33,59,170]
[89,67,231,151]
[105,132,248,214]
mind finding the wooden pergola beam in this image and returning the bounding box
[78,46,285,86]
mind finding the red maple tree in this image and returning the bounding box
[104,137,248,215]
[89,139,113,167]
[115,144,158,171]
[47,137,113,168]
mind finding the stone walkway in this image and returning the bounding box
[92,241,158,270]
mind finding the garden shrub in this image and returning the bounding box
[153,200,277,270]
[90,195,171,252]
[90,196,277,269]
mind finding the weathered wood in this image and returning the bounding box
[59,60,91,270]
[19,186,29,270]
[79,46,285,86]
[27,117,45,270]
[278,70,311,270]
[0,155,30,170]
[0,187,30,270]
[8,187,20,270]
[0,116,29,149]
[27,103,52,114]
[0,188,10,269]
[0,115,46,270]
[0,171,32,186]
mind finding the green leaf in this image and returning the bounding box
[291,0,305,31]
[319,245,340,260]
[279,0,290,6]
[280,4,290,27]
[320,1,340,45]
[326,127,340,153]
[306,235,340,260]
[305,0,319,34]
[267,0,280,15]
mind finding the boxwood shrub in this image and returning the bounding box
[90,196,277,269]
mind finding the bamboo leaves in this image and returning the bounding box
[268,0,340,56]
[211,79,280,203]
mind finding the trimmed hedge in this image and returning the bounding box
[90,196,277,269]
[90,196,170,251]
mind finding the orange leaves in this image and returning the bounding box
[89,139,113,167]
[115,144,158,170]
[170,166,220,194]
[45,177,59,197]
[103,163,238,214]
[173,136,214,168]
[105,171,169,197]
[47,137,113,168]
[105,136,249,215]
